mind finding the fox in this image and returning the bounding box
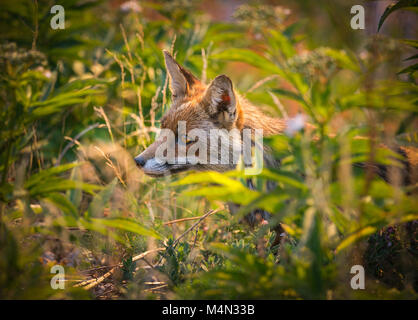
[134,50,286,243]
[135,50,285,175]
[135,50,418,246]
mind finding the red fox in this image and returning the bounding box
[135,50,285,176]
[134,50,288,243]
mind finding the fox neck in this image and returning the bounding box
[235,93,286,136]
[233,94,284,170]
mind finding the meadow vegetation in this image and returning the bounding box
[0,0,417,299]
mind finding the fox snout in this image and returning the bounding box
[134,155,146,167]
[134,140,157,169]
[133,151,167,177]
[134,141,170,177]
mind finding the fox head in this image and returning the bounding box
[135,50,254,177]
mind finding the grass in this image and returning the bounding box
[0,0,417,299]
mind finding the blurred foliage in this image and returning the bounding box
[0,0,417,299]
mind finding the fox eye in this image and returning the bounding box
[179,134,195,145]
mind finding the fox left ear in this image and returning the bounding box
[204,75,237,127]
[163,50,199,100]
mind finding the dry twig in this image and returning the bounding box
[74,248,165,290]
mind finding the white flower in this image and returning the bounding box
[285,114,306,136]
[120,1,141,13]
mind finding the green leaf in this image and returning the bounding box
[28,178,100,197]
[378,0,418,31]
[228,169,308,191]
[25,163,81,189]
[268,30,296,59]
[52,78,112,94]
[86,179,118,218]
[398,62,418,74]
[404,53,418,61]
[28,87,102,119]
[211,48,283,75]
[184,185,259,205]
[31,89,98,107]
[336,226,377,253]
[89,218,162,239]
[270,88,306,104]
[340,91,417,112]
[78,218,125,243]
[401,39,418,48]
[320,48,360,72]
[67,166,83,210]
[237,192,289,217]
[45,193,78,218]
[173,171,247,190]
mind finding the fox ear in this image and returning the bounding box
[163,50,199,99]
[204,75,237,127]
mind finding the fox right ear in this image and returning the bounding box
[163,50,199,99]
[204,75,237,128]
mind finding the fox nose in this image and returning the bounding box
[134,155,146,168]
